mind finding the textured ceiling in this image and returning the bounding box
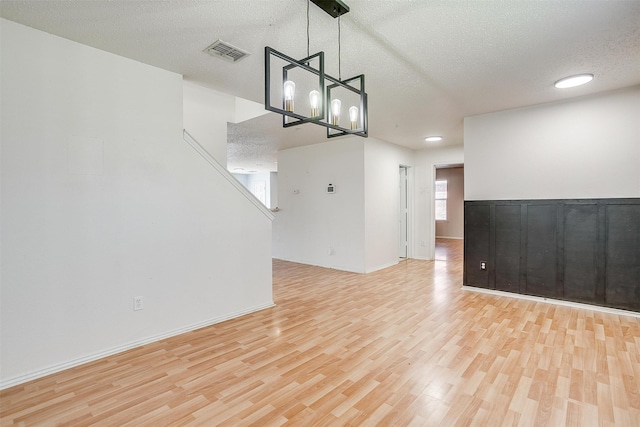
[2,0,639,173]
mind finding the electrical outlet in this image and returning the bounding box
[421,240,426,247]
[134,296,143,311]
[480,261,487,271]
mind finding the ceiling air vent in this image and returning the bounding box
[204,39,250,63]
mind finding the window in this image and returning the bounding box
[435,180,447,220]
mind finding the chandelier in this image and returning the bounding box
[264,0,368,138]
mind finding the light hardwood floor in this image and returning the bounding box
[2,239,640,426]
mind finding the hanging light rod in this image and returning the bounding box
[310,0,350,18]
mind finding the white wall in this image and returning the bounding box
[233,172,277,209]
[183,83,267,167]
[270,172,279,209]
[464,86,640,200]
[413,146,465,260]
[364,139,415,272]
[273,136,415,273]
[232,172,249,187]
[435,167,464,239]
[1,19,273,388]
[246,172,272,208]
[235,96,269,124]
[183,81,236,166]
[273,138,366,272]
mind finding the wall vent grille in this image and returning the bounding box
[204,40,250,63]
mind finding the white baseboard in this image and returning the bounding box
[461,286,640,318]
[436,236,463,240]
[273,257,365,274]
[0,302,275,390]
[366,260,401,273]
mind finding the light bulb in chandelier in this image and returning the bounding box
[283,80,295,112]
[349,106,359,130]
[330,99,341,126]
[309,90,320,117]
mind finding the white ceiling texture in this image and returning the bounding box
[2,0,639,173]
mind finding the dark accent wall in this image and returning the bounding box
[464,199,640,311]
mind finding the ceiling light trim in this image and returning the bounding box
[425,136,443,142]
[554,73,594,89]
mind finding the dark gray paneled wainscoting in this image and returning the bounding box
[464,198,640,311]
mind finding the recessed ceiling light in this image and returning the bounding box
[425,136,442,142]
[554,74,594,89]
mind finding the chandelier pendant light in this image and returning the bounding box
[264,0,368,138]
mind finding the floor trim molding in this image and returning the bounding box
[462,286,640,318]
[0,302,275,390]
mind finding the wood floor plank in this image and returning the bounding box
[2,239,640,425]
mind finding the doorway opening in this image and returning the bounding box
[434,164,464,261]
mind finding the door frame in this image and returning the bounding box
[398,165,413,259]
[431,163,464,258]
